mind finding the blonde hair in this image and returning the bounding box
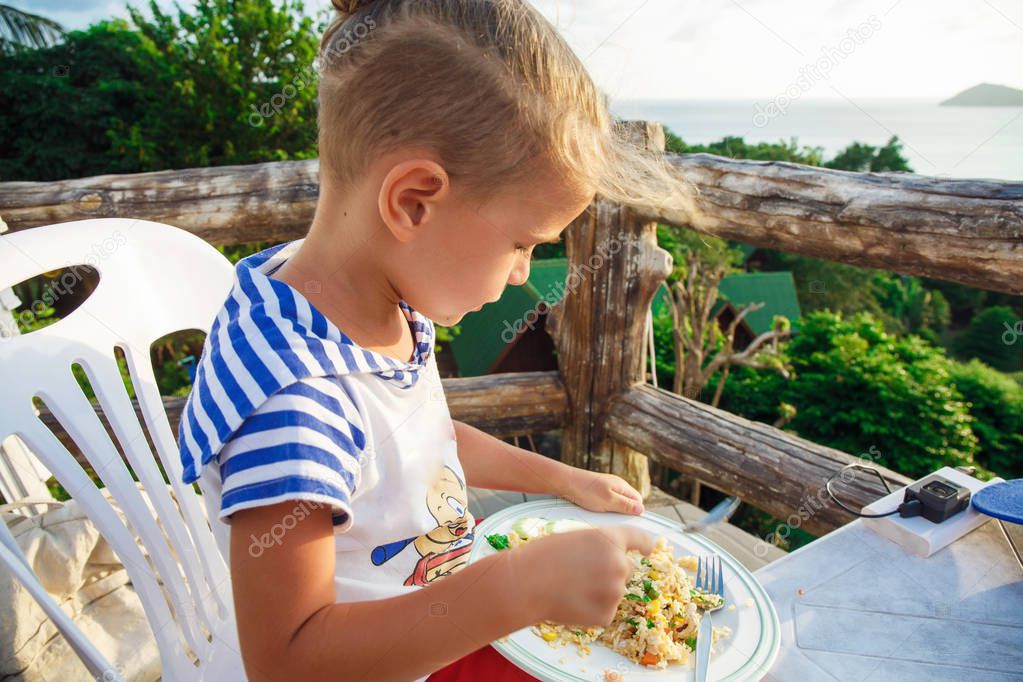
[317,0,694,211]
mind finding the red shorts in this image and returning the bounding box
[426,643,539,682]
[426,517,539,682]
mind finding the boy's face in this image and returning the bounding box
[397,170,595,328]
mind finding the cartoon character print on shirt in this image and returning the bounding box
[370,464,475,586]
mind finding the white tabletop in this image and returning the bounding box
[753,517,1023,681]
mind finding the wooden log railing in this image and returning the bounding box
[1,160,320,246]
[5,119,1020,536]
[4,146,1021,293]
[643,154,1023,294]
[605,384,911,536]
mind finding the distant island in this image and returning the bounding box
[940,83,1023,106]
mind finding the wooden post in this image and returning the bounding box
[547,121,672,500]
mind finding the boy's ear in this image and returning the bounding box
[378,158,450,243]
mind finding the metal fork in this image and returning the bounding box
[693,554,724,682]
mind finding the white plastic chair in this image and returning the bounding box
[0,219,244,680]
[0,216,55,511]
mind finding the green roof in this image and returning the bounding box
[448,260,800,376]
[712,272,802,335]
[449,259,567,377]
[650,272,801,335]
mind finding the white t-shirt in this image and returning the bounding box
[178,239,477,613]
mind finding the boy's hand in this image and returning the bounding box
[519,525,655,627]
[559,468,645,516]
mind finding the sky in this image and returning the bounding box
[10,0,1023,101]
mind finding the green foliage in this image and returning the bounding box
[434,324,461,359]
[652,224,750,395]
[977,290,1023,323]
[154,329,208,397]
[921,277,990,327]
[156,357,196,397]
[650,299,678,389]
[755,249,886,316]
[216,241,277,264]
[13,302,58,334]
[872,274,951,339]
[952,306,1022,371]
[665,132,824,165]
[123,0,320,169]
[0,20,166,180]
[948,360,1023,478]
[871,137,914,172]
[664,129,912,173]
[823,136,913,172]
[657,223,745,275]
[712,311,979,478]
[0,0,321,181]
[734,258,946,345]
[435,324,460,345]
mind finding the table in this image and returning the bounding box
[754,516,1023,681]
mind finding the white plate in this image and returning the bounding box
[467,499,780,682]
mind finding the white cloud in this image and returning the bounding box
[535,0,1022,100]
[12,0,1022,99]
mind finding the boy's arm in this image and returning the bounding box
[452,418,579,496]
[230,501,540,682]
[452,419,646,515]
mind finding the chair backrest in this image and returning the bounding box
[0,222,55,508]
[0,219,237,680]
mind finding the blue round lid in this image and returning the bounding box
[971,480,1023,524]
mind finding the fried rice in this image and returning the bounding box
[491,522,726,669]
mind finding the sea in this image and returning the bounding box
[609,98,1023,182]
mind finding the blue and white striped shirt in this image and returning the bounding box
[178,239,433,516]
[179,240,475,603]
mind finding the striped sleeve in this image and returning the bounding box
[214,376,367,532]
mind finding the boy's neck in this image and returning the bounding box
[270,224,415,364]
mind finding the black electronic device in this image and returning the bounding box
[899,474,971,524]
